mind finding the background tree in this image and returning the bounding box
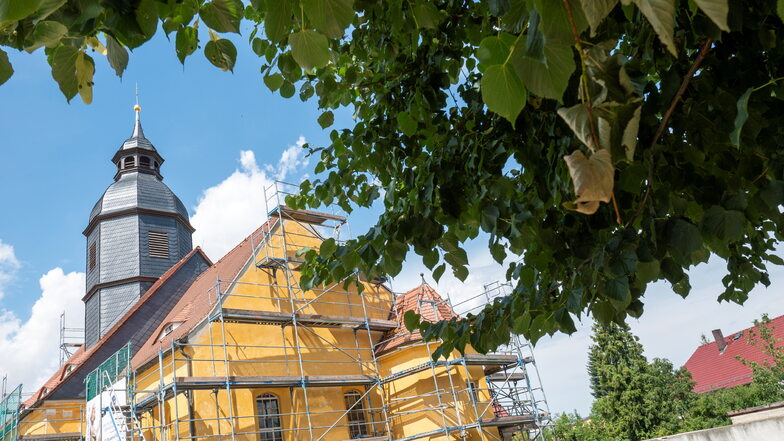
[2,0,784,350]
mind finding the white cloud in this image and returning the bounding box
[190,138,308,260]
[0,268,84,392]
[267,136,309,181]
[0,239,20,299]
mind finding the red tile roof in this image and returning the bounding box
[131,219,277,369]
[684,314,784,394]
[22,247,211,409]
[376,284,458,354]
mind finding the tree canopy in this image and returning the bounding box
[2,0,784,352]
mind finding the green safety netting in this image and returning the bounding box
[85,343,131,402]
[0,384,22,441]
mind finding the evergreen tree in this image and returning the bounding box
[586,323,694,440]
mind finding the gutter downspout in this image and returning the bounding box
[177,344,197,439]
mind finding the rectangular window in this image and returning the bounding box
[257,394,283,441]
[89,243,97,271]
[344,391,368,439]
[148,231,169,259]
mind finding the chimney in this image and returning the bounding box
[712,329,727,353]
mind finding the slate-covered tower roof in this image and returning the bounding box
[83,105,194,348]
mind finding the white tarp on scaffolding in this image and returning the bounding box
[85,378,127,441]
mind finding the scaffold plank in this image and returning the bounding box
[19,433,83,441]
[486,372,525,382]
[480,414,537,427]
[173,374,376,389]
[218,308,397,331]
[270,205,347,224]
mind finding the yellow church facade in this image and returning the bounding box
[9,183,549,441]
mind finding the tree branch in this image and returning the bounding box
[627,39,713,227]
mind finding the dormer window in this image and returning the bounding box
[123,156,136,169]
[162,322,182,337]
[140,156,151,168]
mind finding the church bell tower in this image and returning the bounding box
[83,104,194,347]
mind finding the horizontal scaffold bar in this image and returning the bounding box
[486,372,526,382]
[173,374,377,390]
[19,433,83,441]
[217,308,397,331]
[381,353,519,383]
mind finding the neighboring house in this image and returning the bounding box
[683,315,784,393]
[4,106,550,441]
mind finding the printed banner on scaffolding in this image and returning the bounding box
[85,377,127,441]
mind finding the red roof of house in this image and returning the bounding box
[376,284,458,354]
[684,314,784,394]
[131,219,276,369]
[22,247,211,408]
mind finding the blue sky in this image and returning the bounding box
[0,25,783,417]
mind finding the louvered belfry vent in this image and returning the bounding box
[89,243,97,271]
[148,231,169,259]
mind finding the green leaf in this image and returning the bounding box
[29,21,68,52]
[303,0,354,39]
[694,0,729,31]
[75,51,95,104]
[200,0,244,33]
[252,37,267,57]
[779,0,784,22]
[136,0,159,39]
[387,241,408,261]
[412,2,441,29]
[453,265,469,281]
[730,87,753,148]
[668,219,702,259]
[0,0,43,23]
[320,238,337,255]
[605,276,630,307]
[636,259,660,283]
[0,49,13,86]
[264,73,285,91]
[280,81,295,98]
[579,0,618,35]
[432,263,446,282]
[289,30,330,71]
[632,0,677,55]
[265,0,291,43]
[476,34,515,69]
[404,310,420,331]
[49,45,79,102]
[397,111,417,136]
[204,38,237,71]
[318,110,334,128]
[34,0,66,21]
[175,26,199,65]
[512,37,575,102]
[481,64,526,126]
[480,205,499,232]
[702,206,746,241]
[105,35,129,77]
[490,243,506,264]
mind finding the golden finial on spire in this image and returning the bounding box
[134,83,141,112]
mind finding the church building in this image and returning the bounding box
[4,107,550,441]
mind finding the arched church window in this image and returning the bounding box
[140,156,151,168]
[123,157,135,169]
[256,393,283,441]
[344,390,368,438]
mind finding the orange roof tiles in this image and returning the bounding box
[684,314,784,393]
[131,219,277,369]
[376,284,457,354]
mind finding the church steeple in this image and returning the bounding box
[111,103,164,181]
[84,101,194,348]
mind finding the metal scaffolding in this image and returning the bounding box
[116,181,550,441]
